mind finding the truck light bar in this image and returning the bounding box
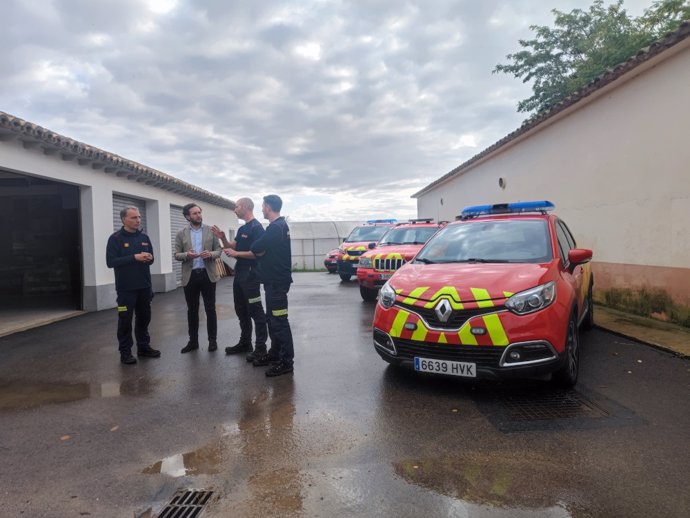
[366,219,397,224]
[460,201,555,219]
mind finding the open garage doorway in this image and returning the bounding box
[0,171,82,336]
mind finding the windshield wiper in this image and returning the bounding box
[415,257,436,264]
[454,258,510,263]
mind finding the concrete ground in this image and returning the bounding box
[1,272,689,518]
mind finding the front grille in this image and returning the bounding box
[374,257,405,271]
[345,249,364,257]
[396,303,504,329]
[393,337,504,368]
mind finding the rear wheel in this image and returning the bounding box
[552,312,579,388]
[360,285,378,302]
[339,273,351,282]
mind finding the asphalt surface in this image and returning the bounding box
[1,272,689,518]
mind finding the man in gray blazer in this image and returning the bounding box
[174,203,222,353]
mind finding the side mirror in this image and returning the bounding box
[368,242,376,249]
[568,248,592,272]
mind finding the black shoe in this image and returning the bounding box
[121,354,137,365]
[137,346,161,358]
[181,342,199,353]
[208,340,218,352]
[225,342,251,355]
[246,348,267,363]
[252,353,280,367]
[265,361,293,377]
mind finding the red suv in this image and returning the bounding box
[336,220,397,281]
[372,201,593,388]
[357,219,444,301]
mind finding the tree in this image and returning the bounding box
[494,0,690,116]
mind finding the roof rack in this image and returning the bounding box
[460,201,555,220]
[407,218,434,224]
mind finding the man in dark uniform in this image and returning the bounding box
[106,206,161,365]
[250,194,294,377]
[211,197,268,362]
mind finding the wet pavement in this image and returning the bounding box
[1,272,689,517]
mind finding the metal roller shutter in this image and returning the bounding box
[170,205,187,286]
[113,194,147,232]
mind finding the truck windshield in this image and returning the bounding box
[379,227,438,245]
[345,225,391,243]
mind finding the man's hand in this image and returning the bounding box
[187,249,199,259]
[210,225,226,240]
[199,250,213,259]
[224,248,239,258]
[135,252,153,262]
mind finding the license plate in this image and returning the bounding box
[378,273,393,280]
[414,357,476,377]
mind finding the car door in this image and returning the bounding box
[555,219,586,319]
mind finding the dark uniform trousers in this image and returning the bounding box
[184,268,217,344]
[233,268,268,351]
[117,288,152,355]
[264,282,294,366]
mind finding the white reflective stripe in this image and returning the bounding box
[248,296,262,304]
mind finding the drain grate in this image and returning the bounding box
[502,389,609,421]
[157,490,214,518]
[471,385,641,433]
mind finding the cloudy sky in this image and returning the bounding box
[3,0,653,221]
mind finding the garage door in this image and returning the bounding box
[170,205,187,286]
[113,194,147,232]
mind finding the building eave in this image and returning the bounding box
[0,111,235,210]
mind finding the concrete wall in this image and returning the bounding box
[0,139,237,310]
[290,221,359,269]
[416,40,690,305]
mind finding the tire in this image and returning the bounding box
[339,273,351,282]
[360,285,378,302]
[582,282,594,331]
[552,312,580,388]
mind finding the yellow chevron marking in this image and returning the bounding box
[503,291,513,298]
[438,332,448,344]
[390,310,410,338]
[411,324,428,342]
[471,287,494,308]
[403,287,429,305]
[483,314,508,346]
[424,287,463,309]
[458,323,478,345]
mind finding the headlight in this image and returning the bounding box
[359,257,373,268]
[379,281,396,309]
[505,281,556,315]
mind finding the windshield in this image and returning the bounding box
[379,226,438,245]
[345,225,391,243]
[415,219,552,264]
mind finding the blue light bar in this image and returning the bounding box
[366,219,397,224]
[460,200,555,219]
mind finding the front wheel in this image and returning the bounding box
[339,273,351,282]
[360,285,378,302]
[552,312,580,388]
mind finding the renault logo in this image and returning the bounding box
[435,299,452,323]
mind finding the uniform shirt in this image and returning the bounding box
[251,216,292,285]
[106,227,154,291]
[234,218,264,271]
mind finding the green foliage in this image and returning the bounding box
[601,287,690,327]
[494,0,690,115]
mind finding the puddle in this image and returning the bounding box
[0,380,90,410]
[394,451,588,512]
[143,440,226,477]
[0,377,164,410]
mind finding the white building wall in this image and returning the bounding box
[0,139,237,310]
[417,40,690,304]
